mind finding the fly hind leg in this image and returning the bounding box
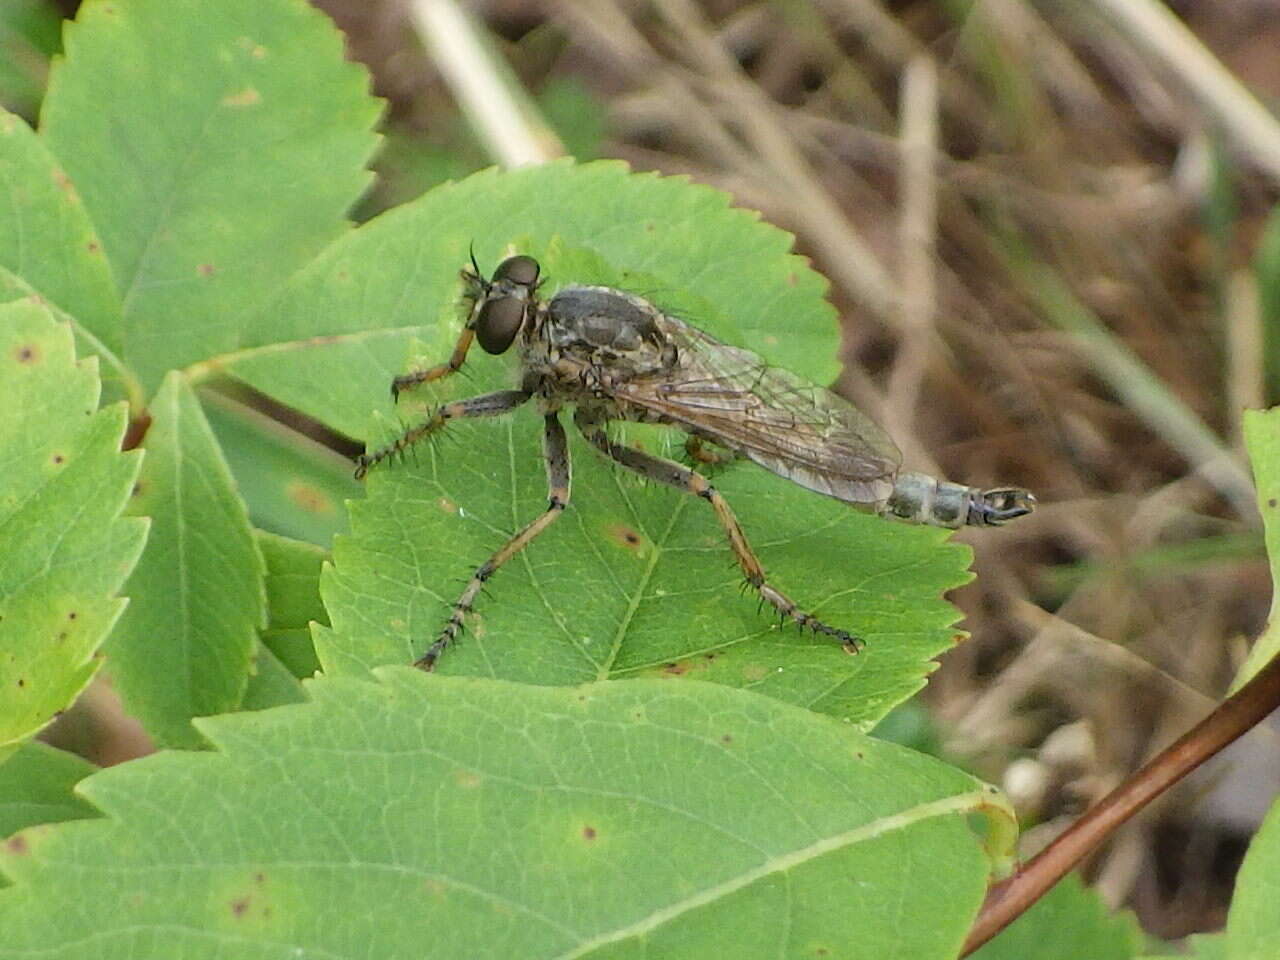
[575,410,862,654]
[415,412,572,671]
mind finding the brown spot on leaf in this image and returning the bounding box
[438,497,458,514]
[1269,498,1277,509]
[132,482,144,497]
[221,87,261,107]
[14,344,38,364]
[231,896,250,918]
[52,453,64,465]
[606,524,645,552]
[197,263,215,277]
[787,272,798,286]
[662,661,687,676]
[16,678,24,688]
[6,835,27,855]
[741,663,769,682]
[67,611,77,620]
[285,481,333,515]
[87,240,99,253]
[582,826,597,841]
[721,734,732,745]
[453,768,481,789]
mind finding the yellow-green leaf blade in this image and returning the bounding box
[107,373,265,748]
[0,301,145,757]
[0,673,1009,959]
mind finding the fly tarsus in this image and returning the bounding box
[757,581,863,654]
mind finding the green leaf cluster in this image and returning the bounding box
[0,1,1275,956]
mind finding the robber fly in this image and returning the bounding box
[356,253,1035,671]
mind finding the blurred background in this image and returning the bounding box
[13,0,1280,942]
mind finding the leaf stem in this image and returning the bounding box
[960,653,1280,955]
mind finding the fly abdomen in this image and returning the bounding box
[879,472,1036,528]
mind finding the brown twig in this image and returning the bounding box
[961,653,1280,955]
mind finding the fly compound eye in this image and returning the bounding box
[475,295,526,354]
[492,255,540,289]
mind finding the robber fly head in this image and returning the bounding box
[470,254,541,355]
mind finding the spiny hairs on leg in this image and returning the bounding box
[756,580,863,654]
[354,410,447,479]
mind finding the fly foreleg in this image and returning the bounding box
[574,410,862,654]
[391,328,476,399]
[354,389,531,479]
[415,412,572,671]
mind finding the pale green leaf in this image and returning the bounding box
[1232,408,1280,692]
[239,643,306,712]
[107,373,265,749]
[1142,934,1228,960]
[0,301,146,759]
[225,161,837,439]
[0,741,95,841]
[0,672,1012,959]
[1225,797,1280,960]
[203,389,357,547]
[39,0,380,389]
[0,0,60,118]
[315,220,972,728]
[257,530,325,679]
[0,110,120,343]
[971,872,1144,960]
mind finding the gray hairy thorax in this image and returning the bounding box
[521,285,679,422]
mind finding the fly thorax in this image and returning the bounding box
[546,286,673,377]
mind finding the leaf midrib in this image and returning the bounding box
[553,791,990,960]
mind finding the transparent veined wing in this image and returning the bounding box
[612,314,902,505]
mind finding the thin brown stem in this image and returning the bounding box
[961,654,1280,955]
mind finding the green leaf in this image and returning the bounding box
[1254,206,1280,402]
[0,110,121,344]
[1232,408,1280,692]
[239,643,306,711]
[257,530,325,679]
[108,373,265,749]
[0,741,95,841]
[203,389,357,547]
[970,872,1144,960]
[0,0,60,119]
[0,301,146,761]
[39,0,380,389]
[225,161,838,439]
[1224,797,1280,960]
[1142,934,1228,960]
[0,672,1012,958]
[539,77,605,161]
[314,216,971,729]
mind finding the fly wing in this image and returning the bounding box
[612,315,903,505]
